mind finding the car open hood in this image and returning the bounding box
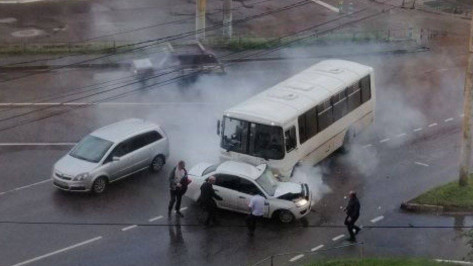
[189,162,214,177]
[274,182,302,198]
[54,154,99,176]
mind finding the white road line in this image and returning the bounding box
[460,113,465,117]
[289,254,305,262]
[414,161,429,167]
[148,216,163,222]
[180,207,188,212]
[310,0,340,12]
[370,215,384,223]
[121,225,138,231]
[11,236,102,266]
[379,138,390,143]
[428,123,438,128]
[0,179,51,195]
[435,259,473,265]
[413,128,423,132]
[332,234,345,241]
[362,144,372,148]
[0,143,76,146]
[444,117,454,122]
[395,133,406,138]
[311,245,324,252]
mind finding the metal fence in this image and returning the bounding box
[252,242,364,266]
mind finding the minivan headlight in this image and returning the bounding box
[73,173,90,181]
[295,198,308,207]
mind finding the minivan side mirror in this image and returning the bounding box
[217,120,221,135]
[112,156,120,161]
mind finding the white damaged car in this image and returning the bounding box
[186,161,312,223]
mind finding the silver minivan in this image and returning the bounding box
[52,119,169,194]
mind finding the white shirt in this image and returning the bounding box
[248,194,265,216]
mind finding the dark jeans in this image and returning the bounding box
[203,203,218,225]
[246,214,262,234]
[169,189,183,212]
[345,216,360,239]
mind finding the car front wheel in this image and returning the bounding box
[92,177,107,194]
[277,210,295,223]
[150,155,165,172]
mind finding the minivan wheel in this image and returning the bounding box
[278,210,295,224]
[150,155,165,172]
[92,177,107,194]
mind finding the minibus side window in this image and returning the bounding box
[285,126,297,153]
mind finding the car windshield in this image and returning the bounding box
[69,135,113,163]
[255,168,278,196]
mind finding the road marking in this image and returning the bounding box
[413,128,423,132]
[379,138,390,143]
[121,225,138,231]
[11,236,102,266]
[310,0,340,12]
[428,123,438,128]
[395,133,406,138]
[0,179,51,195]
[362,144,372,148]
[0,142,76,146]
[180,207,188,212]
[444,117,454,122]
[289,254,305,262]
[460,113,465,117]
[332,234,345,241]
[370,215,384,223]
[435,259,473,265]
[414,161,429,167]
[148,216,163,222]
[311,245,324,252]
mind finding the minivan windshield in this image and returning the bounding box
[70,135,113,163]
[255,168,278,196]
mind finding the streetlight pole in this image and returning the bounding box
[459,13,473,186]
[223,0,233,40]
[196,0,207,40]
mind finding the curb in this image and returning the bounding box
[400,202,444,213]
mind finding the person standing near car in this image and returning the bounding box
[247,193,265,236]
[344,191,361,242]
[200,176,222,226]
[169,161,187,217]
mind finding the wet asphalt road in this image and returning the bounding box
[0,38,472,265]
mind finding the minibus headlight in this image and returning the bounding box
[73,173,90,181]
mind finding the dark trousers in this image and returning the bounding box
[168,189,183,212]
[345,216,360,239]
[204,203,217,225]
[246,214,262,234]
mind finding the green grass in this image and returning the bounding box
[307,258,454,266]
[411,176,473,211]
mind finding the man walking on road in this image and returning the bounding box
[247,193,265,236]
[344,191,361,242]
[169,161,188,217]
[199,176,222,226]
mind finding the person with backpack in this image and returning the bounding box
[168,161,190,217]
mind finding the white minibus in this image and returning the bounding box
[217,59,375,177]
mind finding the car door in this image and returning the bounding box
[234,177,267,214]
[213,174,239,211]
[104,140,135,181]
[128,133,153,172]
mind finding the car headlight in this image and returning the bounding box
[295,198,308,207]
[73,173,90,181]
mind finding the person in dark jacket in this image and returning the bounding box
[169,161,189,217]
[344,191,361,242]
[199,176,222,226]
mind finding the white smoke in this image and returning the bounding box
[291,165,332,204]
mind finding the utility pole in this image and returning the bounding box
[223,0,232,40]
[196,0,206,40]
[459,14,473,187]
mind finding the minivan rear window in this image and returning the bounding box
[70,135,113,163]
